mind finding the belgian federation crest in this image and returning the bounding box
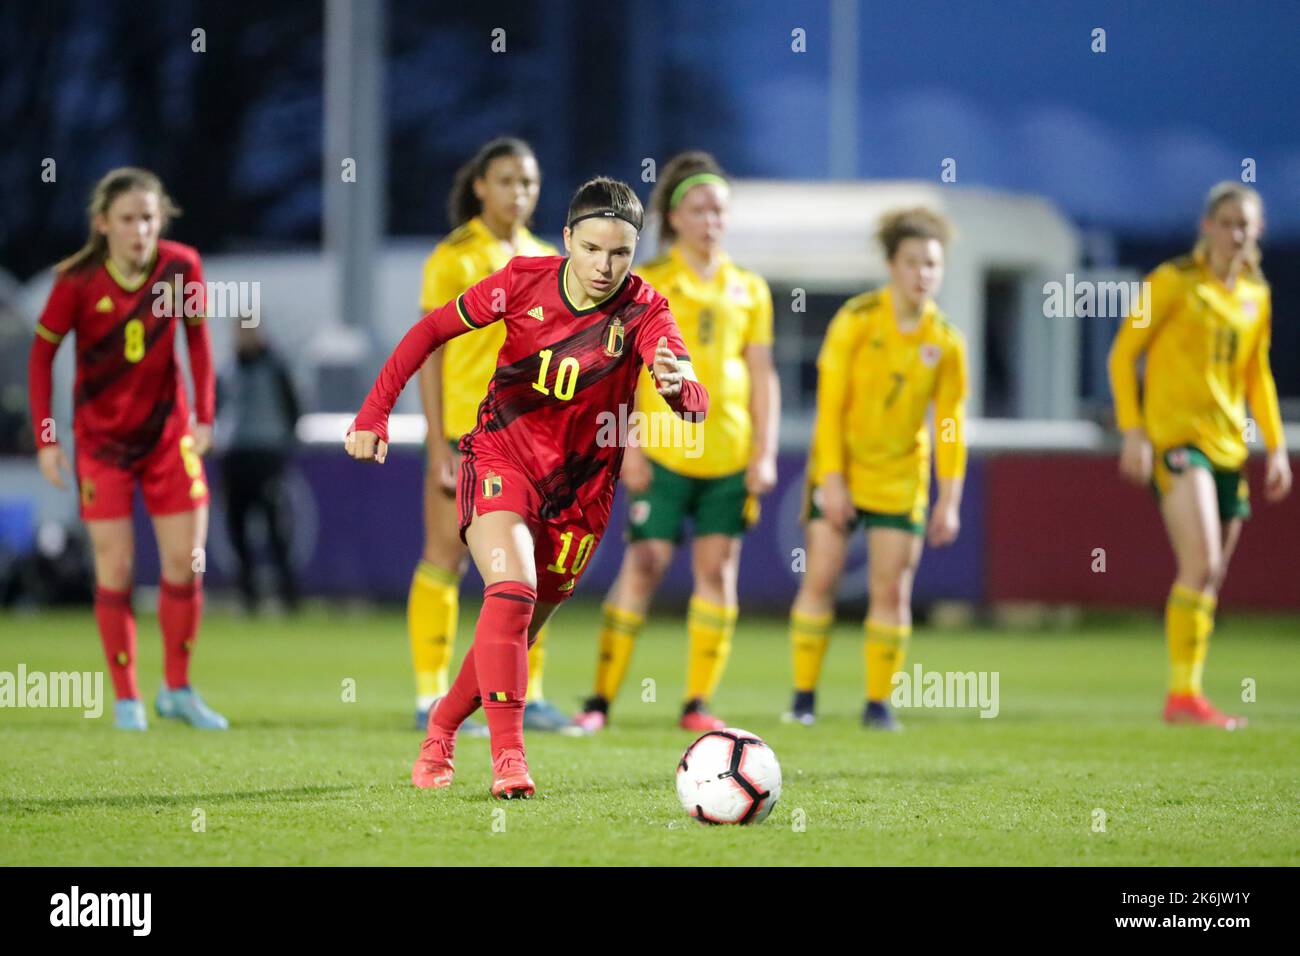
[919,344,942,368]
[482,472,503,499]
[604,318,625,356]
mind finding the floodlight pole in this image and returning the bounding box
[829,0,859,179]
[322,0,385,406]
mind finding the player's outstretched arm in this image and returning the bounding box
[348,297,478,456]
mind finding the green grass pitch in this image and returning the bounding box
[1,604,1297,866]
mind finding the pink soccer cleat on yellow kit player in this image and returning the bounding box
[678,700,727,732]
[1163,692,1247,730]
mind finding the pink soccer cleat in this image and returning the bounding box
[679,701,727,732]
[571,708,608,734]
[1163,692,1247,730]
[411,729,456,788]
[490,748,535,800]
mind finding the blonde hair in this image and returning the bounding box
[55,167,180,276]
[875,207,954,261]
[1193,181,1264,278]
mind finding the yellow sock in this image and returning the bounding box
[685,597,737,703]
[864,619,911,702]
[527,626,548,700]
[408,561,459,700]
[1166,583,1215,695]
[790,609,833,692]
[595,603,644,702]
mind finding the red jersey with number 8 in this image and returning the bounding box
[29,239,214,467]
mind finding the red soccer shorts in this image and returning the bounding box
[75,420,210,521]
[457,446,609,604]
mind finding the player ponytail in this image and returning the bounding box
[1193,181,1264,279]
[650,151,727,246]
[55,167,180,276]
[875,207,955,262]
[566,177,644,233]
[447,137,537,230]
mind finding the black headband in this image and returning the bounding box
[567,208,642,232]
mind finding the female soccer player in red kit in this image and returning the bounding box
[29,167,227,731]
[347,178,708,798]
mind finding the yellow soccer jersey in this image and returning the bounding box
[634,246,774,478]
[419,216,555,439]
[808,285,968,516]
[1108,252,1282,471]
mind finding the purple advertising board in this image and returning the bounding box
[130,449,987,609]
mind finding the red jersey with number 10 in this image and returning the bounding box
[355,254,702,523]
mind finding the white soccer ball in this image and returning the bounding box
[676,727,782,825]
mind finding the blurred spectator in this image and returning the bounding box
[218,324,301,612]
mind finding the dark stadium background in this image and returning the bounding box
[2,0,1297,609]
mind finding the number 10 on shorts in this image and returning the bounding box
[547,530,596,575]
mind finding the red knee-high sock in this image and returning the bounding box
[473,580,536,757]
[431,645,481,735]
[159,578,203,690]
[430,620,545,736]
[94,586,139,700]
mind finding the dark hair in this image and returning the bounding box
[566,177,644,233]
[649,151,726,245]
[447,137,537,229]
[875,207,954,261]
[56,167,180,275]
